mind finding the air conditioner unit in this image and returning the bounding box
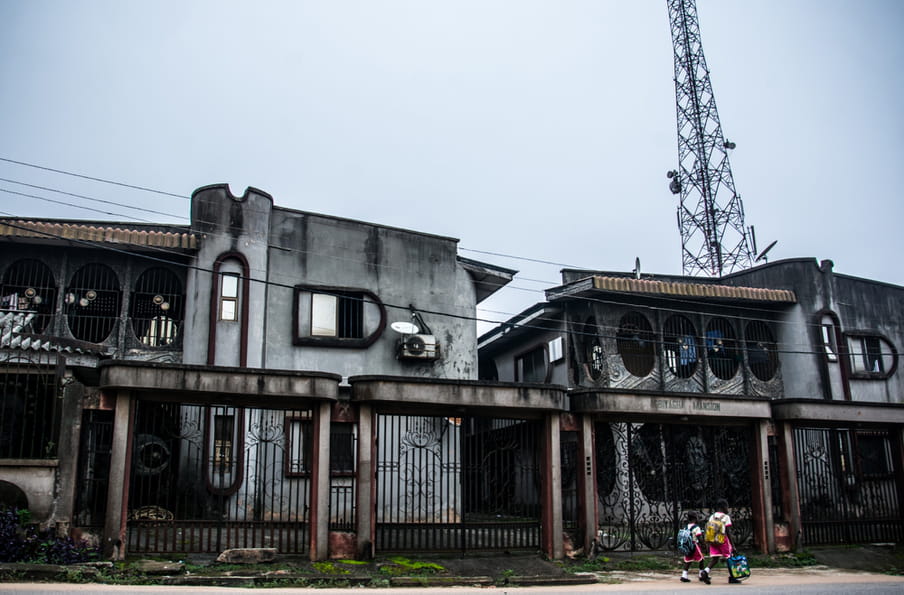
[398,334,440,360]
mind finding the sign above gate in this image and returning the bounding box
[570,391,771,420]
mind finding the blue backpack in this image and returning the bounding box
[676,525,696,556]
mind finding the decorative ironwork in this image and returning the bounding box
[596,422,753,551]
[795,427,903,544]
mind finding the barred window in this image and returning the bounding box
[130,268,184,347]
[65,263,120,343]
[1,259,57,333]
[663,314,698,378]
[616,311,656,377]
[706,318,739,380]
[0,367,60,459]
[746,320,778,381]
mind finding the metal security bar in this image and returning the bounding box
[128,401,312,554]
[376,414,541,553]
[65,263,121,344]
[0,359,60,459]
[0,258,57,333]
[595,422,754,551]
[129,267,184,347]
[795,427,903,545]
[74,409,114,528]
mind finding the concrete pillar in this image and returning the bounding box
[751,420,774,553]
[309,401,332,560]
[54,374,83,531]
[103,391,132,560]
[578,415,597,553]
[355,404,375,559]
[542,413,564,560]
[777,421,801,550]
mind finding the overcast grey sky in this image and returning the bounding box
[1,1,902,334]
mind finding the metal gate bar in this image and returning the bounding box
[127,401,312,554]
[795,427,902,545]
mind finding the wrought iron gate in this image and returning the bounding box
[795,427,903,544]
[127,401,312,554]
[74,409,114,529]
[595,422,754,551]
[376,414,541,552]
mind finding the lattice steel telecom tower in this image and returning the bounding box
[667,0,755,276]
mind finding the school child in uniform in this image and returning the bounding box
[678,510,709,583]
[701,498,740,584]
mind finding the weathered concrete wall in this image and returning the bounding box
[0,463,57,521]
[184,184,481,380]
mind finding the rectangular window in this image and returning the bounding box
[286,416,313,475]
[0,370,60,459]
[311,292,363,338]
[219,273,239,321]
[213,414,234,470]
[516,345,548,383]
[857,432,893,477]
[821,324,837,362]
[849,335,886,374]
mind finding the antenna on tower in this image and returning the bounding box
[666,0,756,277]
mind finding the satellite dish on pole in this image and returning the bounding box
[390,321,419,334]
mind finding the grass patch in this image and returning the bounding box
[379,556,446,576]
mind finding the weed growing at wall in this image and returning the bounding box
[0,508,100,564]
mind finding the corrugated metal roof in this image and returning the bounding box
[591,275,797,303]
[0,220,198,250]
[0,311,91,354]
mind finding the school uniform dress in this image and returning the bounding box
[684,523,704,563]
[707,511,733,557]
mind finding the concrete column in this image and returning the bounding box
[54,374,83,531]
[355,404,375,559]
[103,391,132,560]
[578,415,597,553]
[310,401,332,560]
[777,421,801,550]
[751,420,774,553]
[542,413,564,560]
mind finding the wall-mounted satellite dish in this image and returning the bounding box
[390,321,419,334]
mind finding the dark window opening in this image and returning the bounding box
[330,423,356,475]
[1,259,57,333]
[582,317,604,381]
[856,432,892,477]
[0,368,60,459]
[130,268,184,347]
[516,344,548,383]
[746,320,778,381]
[212,414,235,471]
[663,314,698,378]
[616,311,656,377]
[705,318,739,380]
[65,263,120,343]
[863,336,884,373]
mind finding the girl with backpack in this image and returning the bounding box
[701,498,740,584]
[677,510,709,583]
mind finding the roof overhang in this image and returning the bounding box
[478,302,560,352]
[0,219,198,252]
[546,275,797,305]
[458,257,517,303]
[771,399,904,425]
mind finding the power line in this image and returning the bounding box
[0,157,189,199]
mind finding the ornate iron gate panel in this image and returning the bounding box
[595,422,753,551]
[74,409,114,529]
[127,401,312,554]
[376,414,541,552]
[795,427,903,545]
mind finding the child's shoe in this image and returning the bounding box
[728,577,742,584]
[680,577,691,582]
[699,570,711,584]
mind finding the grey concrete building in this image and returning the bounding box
[478,258,904,554]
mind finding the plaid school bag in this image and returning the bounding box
[727,553,751,580]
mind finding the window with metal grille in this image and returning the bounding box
[130,267,184,347]
[311,292,363,338]
[1,259,57,333]
[0,366,60,459]
[705,317,739,380]
[582,317,604,381]
[516,344,548,383]
[65,263,120,343]
[616,311,656,377]
[663,314,698,378]
[847,335,894,375]
[745,320,778,381]
[285,415,313,476]
[330,423,356,475]
[212,414,235,471]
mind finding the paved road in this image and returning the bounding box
[3,570,904,595]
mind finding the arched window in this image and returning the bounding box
[663,314,698,378]
[745,321,778,381]
[616,312,656,377]
[130,268,184,347]
[705,318,739,380]
[0,259,57,333]
[65,264,120,343]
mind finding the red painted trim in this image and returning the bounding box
[208,253,251,367]
[202,406,246,497]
